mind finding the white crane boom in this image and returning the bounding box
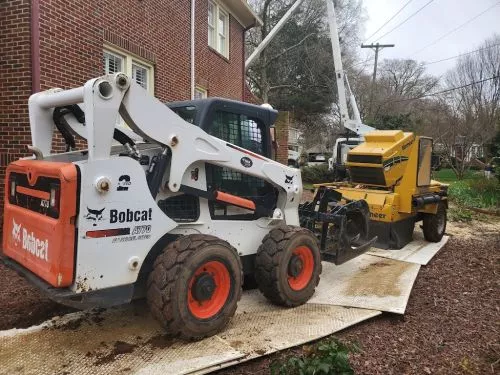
[325,0,348,131]
[325,0,374,135]
[245,0,306,69]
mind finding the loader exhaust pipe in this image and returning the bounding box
[27,145,43,160]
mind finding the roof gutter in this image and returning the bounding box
[31,0,40,93]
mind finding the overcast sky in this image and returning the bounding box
[360,0,500,77]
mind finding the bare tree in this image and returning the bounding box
[374,59,439,119]
[437,35,500,179]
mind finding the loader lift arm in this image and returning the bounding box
[29,74,302,221]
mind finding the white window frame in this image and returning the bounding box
[103,45,154,94]
[195,86,208,99]
[208,2,216,49]
[208,1,230,58]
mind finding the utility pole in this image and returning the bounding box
[361,42,395,119]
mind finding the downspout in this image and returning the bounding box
[31,0,40,93]
[190,0,195,99]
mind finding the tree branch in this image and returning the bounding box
[264,33,317,67]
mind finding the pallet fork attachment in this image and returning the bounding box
[299,186,377,265]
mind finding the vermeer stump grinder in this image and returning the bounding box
[2,74,447,339]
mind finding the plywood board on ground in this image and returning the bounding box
[308,255,421,314]
[368,234,449,265]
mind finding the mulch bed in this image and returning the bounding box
[0,224,498,374]
[214,228,500,374]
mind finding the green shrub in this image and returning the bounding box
[270,338,358,375]
[301,164,336,184]
[448,177,500,209]
[448,206,473,222]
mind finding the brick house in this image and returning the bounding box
[0,0,265,230]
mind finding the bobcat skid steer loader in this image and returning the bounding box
[2,74,375,339]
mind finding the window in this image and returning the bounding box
[132,62,148,90]
[171,106,197,124]
[208,2,216,48]
[206,110,276,220]
[208,1,229,58]
[195,87,207,100]
[103,51,123,74]
[103,46,154,93]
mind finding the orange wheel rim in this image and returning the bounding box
[287,246,314,291]
[188,260,231,319]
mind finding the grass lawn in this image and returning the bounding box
[433,168,478,183]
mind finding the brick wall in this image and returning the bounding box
[37,0,244,100]
[42,0,247,151]
[274,111,290,165]
[0,0,249,235]
[195,1,244,99]
[0,0,32,233]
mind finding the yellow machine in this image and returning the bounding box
[312,130,448,249]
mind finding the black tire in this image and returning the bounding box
[255,226,322,307]
[147,234,242,340]
[422,202,447,242]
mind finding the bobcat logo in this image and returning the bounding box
[12,219,21,243]
[285,175,294,184]
[84,207,105,223]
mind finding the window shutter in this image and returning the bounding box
[103,51,123,74]
[132,63,148,89]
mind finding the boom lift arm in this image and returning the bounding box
[325,0,374,135]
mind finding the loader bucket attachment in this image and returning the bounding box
[299,186,377,265]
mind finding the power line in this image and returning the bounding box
[423,43,500,65]
[364,0,416,43]
[392,75,499,102]
[374,0,435,42]
[412,1,500,56]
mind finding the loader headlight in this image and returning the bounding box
[49,184,61,212]
[10,178,16,199]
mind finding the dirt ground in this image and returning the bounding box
[0,208,499,374]
[0,262,75,331]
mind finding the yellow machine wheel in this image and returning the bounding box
[422,202,447,242]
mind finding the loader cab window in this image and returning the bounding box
[417,138,432,186]
[207,110,277,220]
[171,106,196,124]
[210,111,265,155]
